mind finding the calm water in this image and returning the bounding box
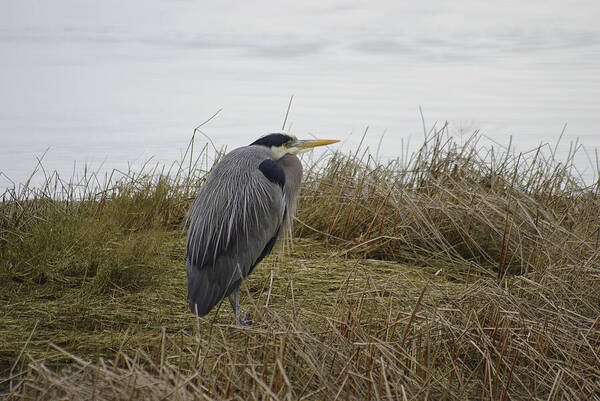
[1,0,599,189]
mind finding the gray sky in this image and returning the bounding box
[2,1,599,59]
[1,0,599,188]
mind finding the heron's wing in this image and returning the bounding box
[185,147,285,316]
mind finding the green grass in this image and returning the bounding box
[1,126,600,400]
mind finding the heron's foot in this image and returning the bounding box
[238,309,253,326]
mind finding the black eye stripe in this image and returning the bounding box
[250,134,293,148]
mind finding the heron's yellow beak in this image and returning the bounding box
[293,139,340,151]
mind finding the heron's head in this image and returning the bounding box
[250,133,339,160]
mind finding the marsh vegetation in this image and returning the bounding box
[1,127,599,400]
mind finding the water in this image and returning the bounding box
[1,0,599,190]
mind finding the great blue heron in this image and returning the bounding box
[186,133,339,325]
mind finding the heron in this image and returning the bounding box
[185,133,339,325]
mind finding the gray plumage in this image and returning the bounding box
[185,133,338,325]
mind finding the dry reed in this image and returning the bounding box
[1,126,599,400]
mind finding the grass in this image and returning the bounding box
[1,126,599,400]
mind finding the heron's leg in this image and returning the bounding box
[241,309,253,326]
[228,288,240,324]
[193,304,202,339]
[228,288,252,326]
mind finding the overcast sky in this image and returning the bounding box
[1,1,599,188]
[2,1,599,60]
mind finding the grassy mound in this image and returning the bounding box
[1,127,599,400]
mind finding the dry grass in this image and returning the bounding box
[1,126,599,400]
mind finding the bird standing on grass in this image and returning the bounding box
[185,133,339,325]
